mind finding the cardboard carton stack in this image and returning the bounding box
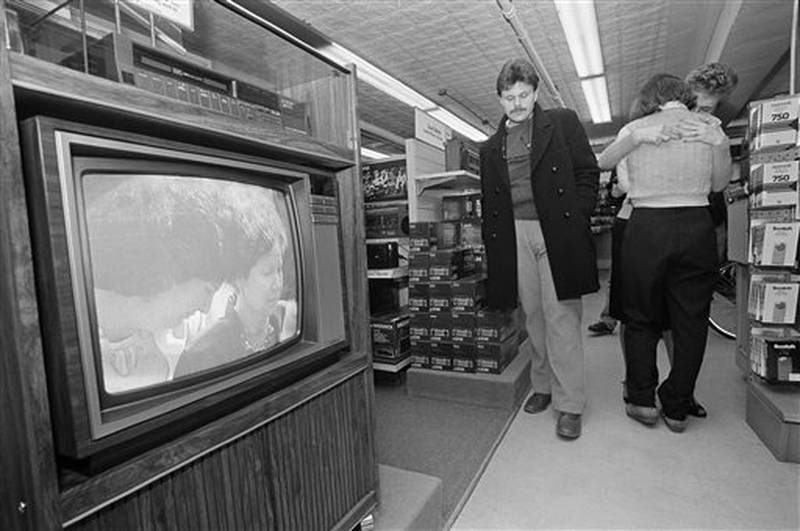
[408,197,519,375]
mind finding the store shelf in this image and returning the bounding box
[365,198,408,207]
[368,266,408,279]
[746,378,800,463]
[413,170,481,195]
[366,236,409,244]
[373,356,412,373]
[741,96,800,464]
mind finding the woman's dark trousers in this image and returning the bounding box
[621,207,718,420]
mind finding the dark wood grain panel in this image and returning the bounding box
[66,372,376,530]
[0,2,63,529]
[61,353,368,522]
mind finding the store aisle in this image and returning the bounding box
[453,280,800,530]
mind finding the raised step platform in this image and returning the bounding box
[374,464,443,531]
[406,341,532,410]
[746,378,800,463]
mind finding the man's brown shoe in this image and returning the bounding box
[556,412,581,439]
[523,393,552,414]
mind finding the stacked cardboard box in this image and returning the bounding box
[407,216,518,374]
[474,308,518,374]
[371,311,411,363]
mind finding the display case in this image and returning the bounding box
[740,95,800,464]
[1,1,376,528]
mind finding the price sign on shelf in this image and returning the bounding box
[128,0,194,30]
[761,97,798,126]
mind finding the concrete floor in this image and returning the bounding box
[452,279,800,530]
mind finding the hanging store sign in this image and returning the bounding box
[415,108,453,150]
[128,0,195,31]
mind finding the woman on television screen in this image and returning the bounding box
[86,176,298,392]
[173,188,299,377]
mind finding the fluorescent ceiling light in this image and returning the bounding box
[360,147,391,160]
[554,0,610,124]
[319,43,436,110]
[319,43,488,143]
[581,76,611,123]
[428,109,488,143]
[554,0,604,77]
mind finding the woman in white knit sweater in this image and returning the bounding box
[598,73,732,433]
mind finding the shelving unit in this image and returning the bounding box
[373,357,413,373]
[408,169,481,222]
[411,170,481,194]
[741,95,800,463]
[367,266,409,279]
[363,158,412,373]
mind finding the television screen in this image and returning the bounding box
[81,174,300,396]
[21,117,348,463]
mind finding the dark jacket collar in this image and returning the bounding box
[486,103,554,172]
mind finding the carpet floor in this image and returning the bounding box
[373,379,517,525]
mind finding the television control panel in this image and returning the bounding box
[310,194,339,225]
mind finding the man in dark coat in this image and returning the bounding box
[479,58,599,439]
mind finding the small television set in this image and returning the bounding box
[20,116,349,467]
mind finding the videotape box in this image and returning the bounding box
[370,311,410,361]
[410,340,431,368]
[450,312,476,342]
[459,218,484,248]
[434,220,461,249]
[408,283,429,313]
[409,221,436,251]
[428,248,469,281]
[428,312,451,342]
[475,308,517,342]
[429,342,454,371]
[750,329,800,384]
[749,96,800,152]
[365,203,409,238]
[428,282,451,313]
[475,331,519,374]
[451,341,476,372]
[748,222,800,268]
[748,273,800,324]
[450,275,486,313]
[410,313,430,341]
[367,241,400,269]
[444,138,481,174]
[442,192,482,221]
[369,277,408,316]
[451,355,476,373]
[409,251,430,282]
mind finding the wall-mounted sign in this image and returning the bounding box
[415,108,453,150]
[128,0,195,31]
